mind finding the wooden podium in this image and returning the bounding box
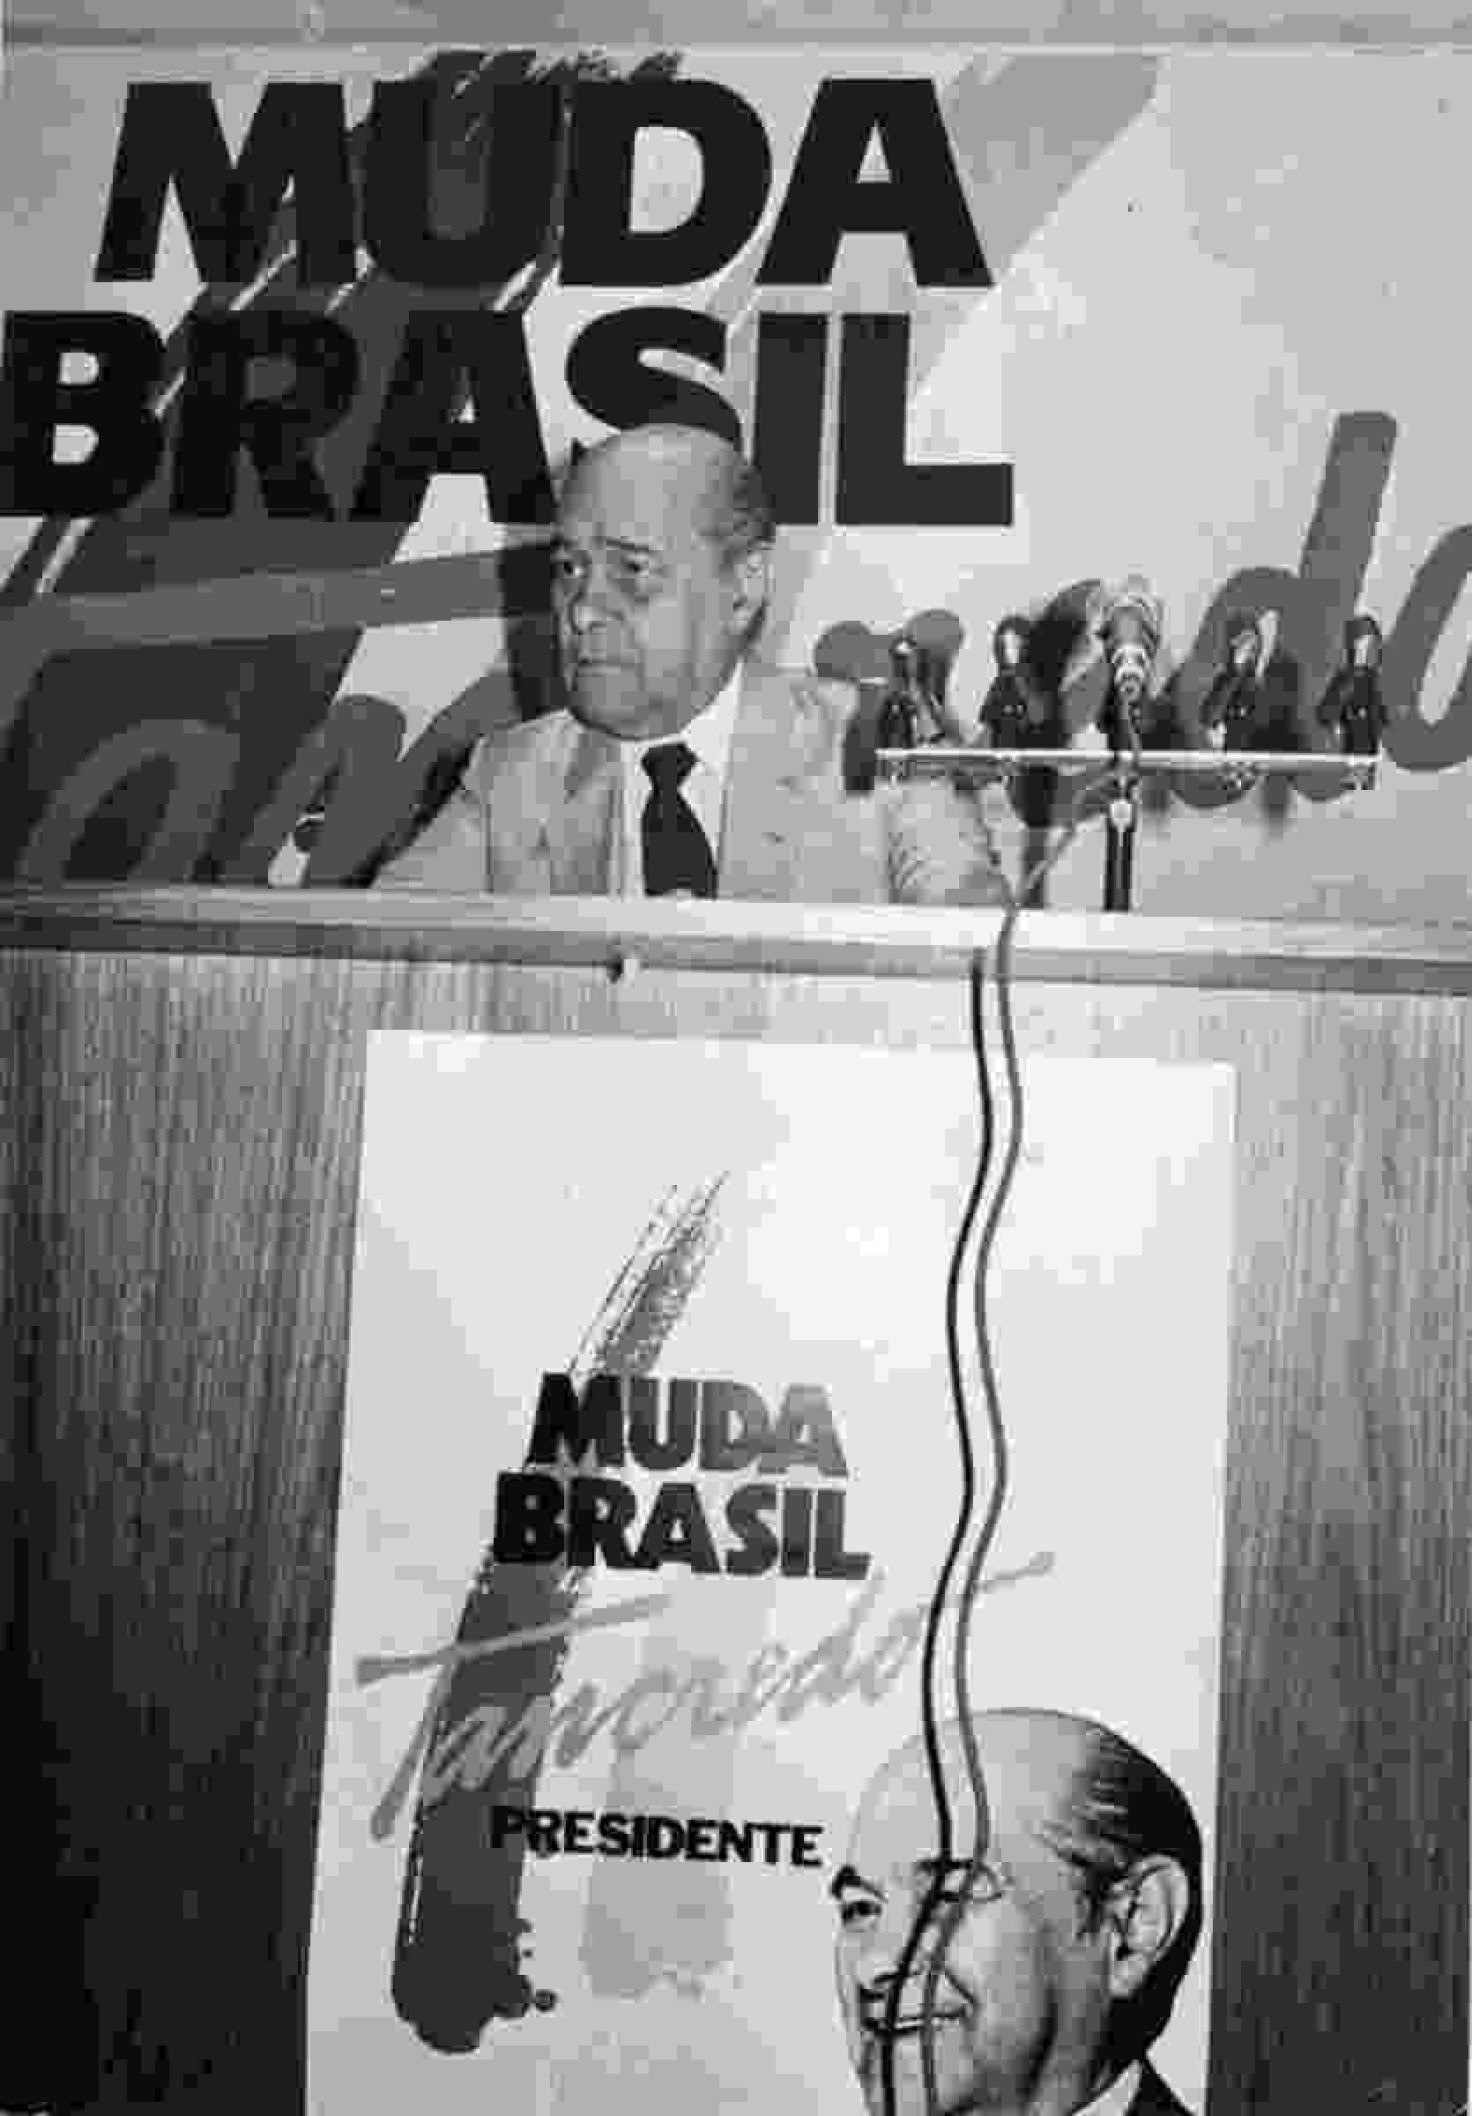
[0,887,1467,2115]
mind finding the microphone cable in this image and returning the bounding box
[883,765,1118,2116]
[877,949,996,2116]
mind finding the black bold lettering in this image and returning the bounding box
[562,80,770,286]
[633,1482,721,1574]
[790,1826,823,1868]
[759,79,990,288]
[351,313,554,524]
[723,1484,779,1578]
[752,312,826,525]
[755,1822,788,1864]
[598,1811,632,1855]
[172,308,357,518]
[626,1377,698,1473]
[490,1471,566,1563]
[812,1489,871,1581]
[760,1384,847,1476]
[563,1811,596,1853]
[683,1819,718,1860]
[523,1809,562,1854]
[699,1382,775,1472]
[526,1372,625,1470]
[94,82,354,285]
[780,1486,814,1578]
[0,311,163,515]
[717,1819,756,1861]
[565,308,739,446]
[565,1476,639,1569]
[836,315,1012,526]
[363,78,560,288]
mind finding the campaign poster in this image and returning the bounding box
[308,1034,1236,2115]
[0,44,1471,918]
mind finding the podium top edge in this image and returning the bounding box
[0,886,1470,997]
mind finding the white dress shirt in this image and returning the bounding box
[617,663,742,896]
[1080,2061,1143,2116]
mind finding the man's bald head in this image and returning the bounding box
[564,424,775,568]
[834,1709,1203,2114]
[860,1709,1202,2007]
[552,423,775,738]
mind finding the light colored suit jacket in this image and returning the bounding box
[375,661,1005,906]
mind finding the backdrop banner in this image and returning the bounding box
[1,46,1472,914]
[308,1032,1236,2115]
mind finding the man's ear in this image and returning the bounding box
[728,546,771,636]
[1103,1857,1192,2000]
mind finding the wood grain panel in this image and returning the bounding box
[0,925,1465,2115]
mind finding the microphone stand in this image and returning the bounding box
[1102,687,1141,913]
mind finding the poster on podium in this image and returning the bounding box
[307,1031,1236,2116]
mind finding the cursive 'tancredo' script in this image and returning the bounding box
[357,1553,1054,1842]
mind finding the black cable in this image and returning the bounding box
[878,949,995,2116]
[898,768,1117,2116]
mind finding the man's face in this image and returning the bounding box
[551,441,757,740]
[833,1728,1113,2116]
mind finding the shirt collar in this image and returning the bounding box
[1081,2061,1143,2116]
[628,659,742,783]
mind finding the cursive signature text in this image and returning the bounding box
[359,1553,1054,1841]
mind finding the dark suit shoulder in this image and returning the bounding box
[1130,2058,1194,2116]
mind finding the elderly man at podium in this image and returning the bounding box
[375,422,1006,906]
[833,1709,1202,2116]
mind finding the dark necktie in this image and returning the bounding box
[641,741,717,898]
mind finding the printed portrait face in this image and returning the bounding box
[550,430,765,741]
[833,1718,1127,2116]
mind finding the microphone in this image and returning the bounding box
[1316,613,1385,756]
[876,634,921,751]
[1097,577,1164,761]
[1200,612,1264,752]
[884,631,953,747]
[980,615,1060,746]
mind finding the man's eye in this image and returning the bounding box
[616,556,660,596]
[839,1898,880,1928]
[551,552,584,588]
